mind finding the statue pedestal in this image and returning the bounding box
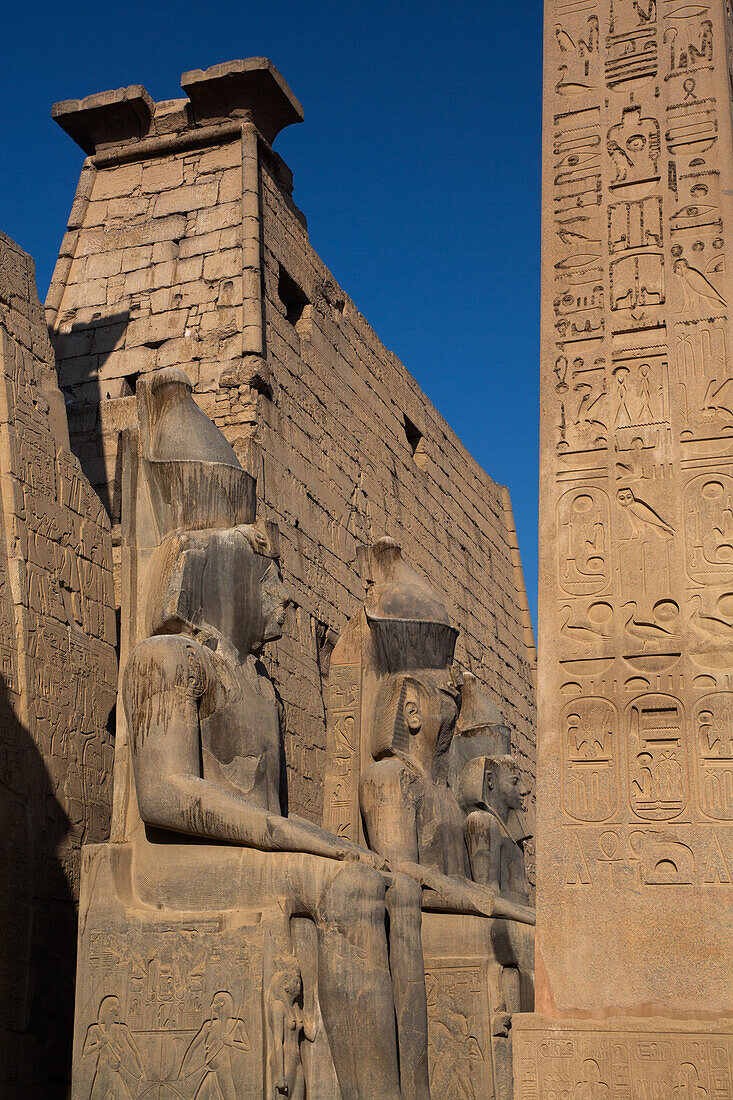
[422,913,534,1100]
[72,843,278,1098]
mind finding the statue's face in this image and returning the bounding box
[260,558,288,644]
[495,762,525,813]
[192,527,289,659]
[403,684,423,734]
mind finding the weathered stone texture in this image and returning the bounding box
[47,66,536,827]
[514,0,733,1082]
[0,231,116,1094]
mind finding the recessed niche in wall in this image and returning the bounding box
[278,265,311,335]
[403,414,428,470]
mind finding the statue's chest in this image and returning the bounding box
[200,658,281,808]
[415,778,468,876]
[500,838,529,905]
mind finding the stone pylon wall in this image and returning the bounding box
[514,0,733,1084]
[0,231,117,1095]
[46,62,537,826]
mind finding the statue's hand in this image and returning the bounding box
[237,524,270,555]
[337,840,391,873]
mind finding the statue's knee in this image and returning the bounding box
[388,872,422,910]
[318,863,385,925]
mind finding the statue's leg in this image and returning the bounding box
[314,863,402,1100]
[385,873,431,1100]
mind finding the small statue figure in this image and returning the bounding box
[452,673,533,907]
[267,956,315,1100]
[459,754,531,906]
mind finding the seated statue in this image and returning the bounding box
[453,673,534,907]
[358,538,533,925]
[360,668,532,920]
[73,370,432,1100]
[323,537,535,1100]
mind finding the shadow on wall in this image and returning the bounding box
[52,311,132,520]
[0,674,75,1098]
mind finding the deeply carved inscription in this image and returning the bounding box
[0,232,116,1088]
[540,0,733,1021]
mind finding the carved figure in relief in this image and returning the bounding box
[674,257,727,310]
[429,1002,483,1100]
[617,488,675,538]
[82,995,145,1100]
[614,366,633,425]
[123,371,430,1100]
[672,1063,708,1100]
[266,957,315,1100]
[179,991,250,1099]
[574,1058,609,1100]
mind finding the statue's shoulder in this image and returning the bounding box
[124,633,211,701]
[360,755,418,803]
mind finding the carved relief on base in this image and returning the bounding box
[72,845,325,1100]
[514,1017,733,1100]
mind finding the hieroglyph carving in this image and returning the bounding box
[515,1023,733,1100]
[537,0,733,1023]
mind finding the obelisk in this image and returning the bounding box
[515,0,733,1088]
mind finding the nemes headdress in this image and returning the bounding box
[365,537,458,672]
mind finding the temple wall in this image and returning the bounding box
[0,231,116,1094]
[46,75,537,823]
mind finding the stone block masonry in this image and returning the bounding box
[0,231,117,1095]
[48,59,536,826]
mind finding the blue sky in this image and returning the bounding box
[0,0,542,625]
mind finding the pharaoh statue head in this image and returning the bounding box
[136,368,288,660]
[452,673,534,842]
[365,538,459,773]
